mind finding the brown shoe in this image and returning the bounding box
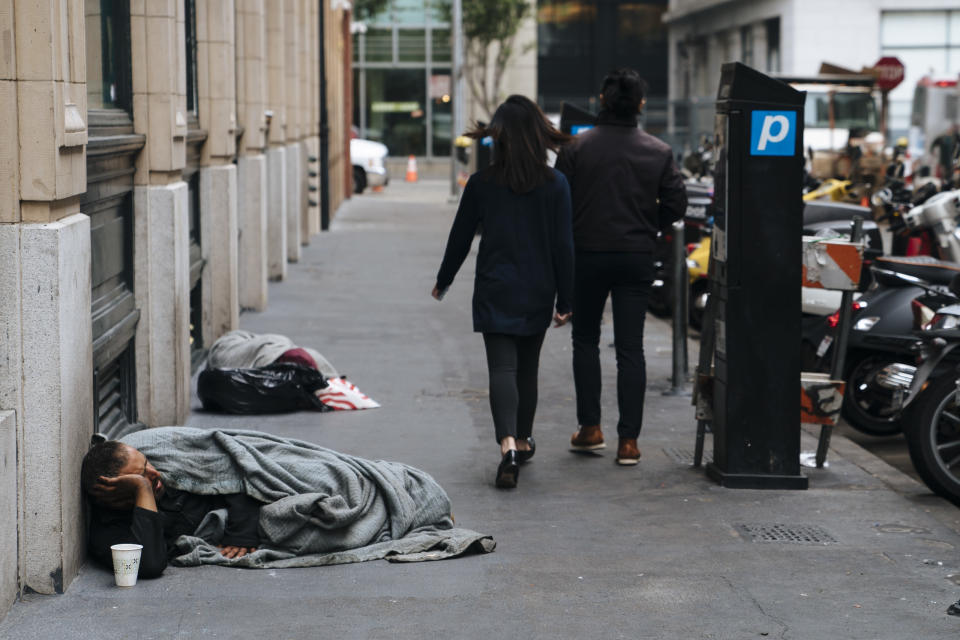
[616,438,640,465]
[570,425,606,451]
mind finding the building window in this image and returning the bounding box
[85,0,132,112]
[537,0,668,130]
[85,0,140,438]
[740,25,754,68]
[881,9,960,138]
[364,68,427,155]
[765,18,780,73]
[185,0,199,115]
[353,0,451,157]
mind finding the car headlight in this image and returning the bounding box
[686,258,698,270]
[924,313,960,331]
[853,316,880,331]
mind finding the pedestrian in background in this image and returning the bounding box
[555,68,687,465]
[433,95,574,489]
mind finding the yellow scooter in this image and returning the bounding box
[686,237,711,330]
[802,179,852,202]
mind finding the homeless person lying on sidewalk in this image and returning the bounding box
[82,427,494,577]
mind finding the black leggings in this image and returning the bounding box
[482,331,547,444]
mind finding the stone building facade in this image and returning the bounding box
[0,0,352,618]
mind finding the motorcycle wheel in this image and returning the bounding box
[905,375,960,506]
[840,355,904,437]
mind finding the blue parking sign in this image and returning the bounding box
[750,110,796,156]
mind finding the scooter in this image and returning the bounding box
[809,259,960,436]
[808,189,960,435]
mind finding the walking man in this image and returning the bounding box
[555,68,687,465]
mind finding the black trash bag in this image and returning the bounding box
[197,363,332,414]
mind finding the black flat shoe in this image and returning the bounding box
[517,437,536,464]
[495,450,519,488]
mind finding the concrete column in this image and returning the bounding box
[130,0,189,429]
[237,154,268,310]
[19,214,92,595]
[300,139,309,245]
[0,411,16,614]
[0,224,22,614]
[267,145,288,280]
[199,164,239,345]
[286,141,301,262]
[305,136,320,236]
[236,0,269,309]
[5,0,90,602]
[133,183,191,427]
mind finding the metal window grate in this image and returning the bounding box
[736,523,837,545]
[663,447,712,465]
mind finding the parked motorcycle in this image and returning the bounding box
[649,179,713,318]
[874,277,960,504]
[810,259,960,435]
[806,189,960,436]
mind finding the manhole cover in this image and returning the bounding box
[736,523,837,545]
[663,447,712,465]
[874,524,932,535]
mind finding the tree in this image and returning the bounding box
[436,0,532,120]
[353,0,390,22]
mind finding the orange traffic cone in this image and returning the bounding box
[405,155,418,182]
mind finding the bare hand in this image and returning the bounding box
[553,311,572,327]
[431,285,442,300]
[218,545,256,559]
[91,474,152,510]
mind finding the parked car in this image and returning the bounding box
[350,127,389,194]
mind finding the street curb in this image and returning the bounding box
[806,424,960,534]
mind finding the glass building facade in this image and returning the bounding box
[537,0,669,134]
[353,0,452,157]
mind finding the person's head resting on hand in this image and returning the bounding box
[81,441,165,509]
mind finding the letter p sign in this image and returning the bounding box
[750,110,797,156]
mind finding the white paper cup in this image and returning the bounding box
[110,543,143,587]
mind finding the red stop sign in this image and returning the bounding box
[874,56,905,91]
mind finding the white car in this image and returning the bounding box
[350,131,389,194]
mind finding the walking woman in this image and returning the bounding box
[432,95,574,489]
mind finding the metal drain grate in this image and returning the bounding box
[662,447,712,465]
[736,523,837,545]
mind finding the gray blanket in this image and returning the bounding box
[207,330,339,378]
[121,427,494,568]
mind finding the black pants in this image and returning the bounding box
[571,251,654,439]
[482,331,547,443]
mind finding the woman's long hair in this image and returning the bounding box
[466,95,570,194]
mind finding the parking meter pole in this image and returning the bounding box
[817,216,864,468]
[665,220,690,396]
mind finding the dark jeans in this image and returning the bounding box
[482,331,547,443]
[571,251,655,439]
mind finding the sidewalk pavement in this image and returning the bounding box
[4,179,960,639]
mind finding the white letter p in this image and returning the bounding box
[757,115,789,151]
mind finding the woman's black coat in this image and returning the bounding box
[436,168,574,336]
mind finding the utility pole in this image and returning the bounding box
[449,0,463,200]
